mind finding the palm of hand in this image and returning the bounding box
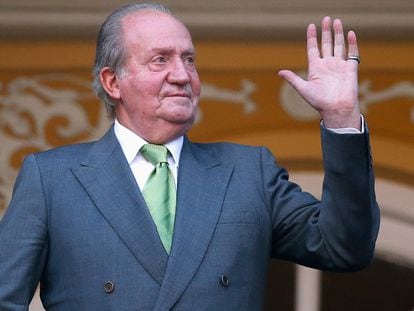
[279,17,361,129]
[306,56,358,114]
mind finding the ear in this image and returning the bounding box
[100,67,121,100]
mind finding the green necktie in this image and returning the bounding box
[140,144,176,254]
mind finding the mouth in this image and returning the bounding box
[167,93,191,98]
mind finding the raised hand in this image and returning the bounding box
[279,16,361,129]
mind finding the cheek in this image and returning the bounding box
[139,78,165,99]
[191,75,201,97]
[121,71,162,96]
[119,80,158,114]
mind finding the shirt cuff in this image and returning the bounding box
[322,115,365,134]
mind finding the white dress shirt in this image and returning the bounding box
[114,114,363,191]
[114,119,183,191]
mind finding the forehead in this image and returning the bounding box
[121,10,194,51]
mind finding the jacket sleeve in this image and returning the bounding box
[0,154,48,310]
[266,124,380,271]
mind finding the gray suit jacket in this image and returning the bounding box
[0,125,379,310]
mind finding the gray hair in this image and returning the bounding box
[92,3,171,118]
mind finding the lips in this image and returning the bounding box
[167,93,190,98]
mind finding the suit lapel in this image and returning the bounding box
[72,127,168,285]
[154,138,234,310]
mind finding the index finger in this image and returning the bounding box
[307,23,320,62]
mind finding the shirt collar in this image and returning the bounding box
[113,119,183,166]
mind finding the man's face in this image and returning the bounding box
[113,10,201,143]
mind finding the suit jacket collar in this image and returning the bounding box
[154,137,234,310]
[72,127,168,285]
[73,128,234,308]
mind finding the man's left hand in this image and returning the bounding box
[279,16,361,130]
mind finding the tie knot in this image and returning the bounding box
[140,144,168,165]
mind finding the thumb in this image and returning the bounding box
[278,70,306,94]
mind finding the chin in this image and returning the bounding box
[161,109,196,124]
[165,116,195,135]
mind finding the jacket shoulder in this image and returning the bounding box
[33,141,97,164]
[189,140,275,164]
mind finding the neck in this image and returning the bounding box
[116,118,191,144]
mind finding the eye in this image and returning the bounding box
[184,56,194,64]
[153,56,167,64]
[183,55,196,70]
[149,56,168,71]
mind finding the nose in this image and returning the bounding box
[167,58,191,85]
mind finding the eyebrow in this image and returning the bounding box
[150,47,196,55]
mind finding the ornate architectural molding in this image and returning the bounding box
[0,0,413,40]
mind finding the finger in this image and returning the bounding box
[278,70,307,95]
[347,30,359,59]
[321,16,333,57]
[333,18,346,58]
[307,23,320,62]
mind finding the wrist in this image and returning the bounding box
[321,108,361,130]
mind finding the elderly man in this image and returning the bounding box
[0,2,379,310]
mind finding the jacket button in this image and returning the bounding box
[219,275,229,287]
[104,281,115,293]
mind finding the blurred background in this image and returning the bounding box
[0,0,413,310]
